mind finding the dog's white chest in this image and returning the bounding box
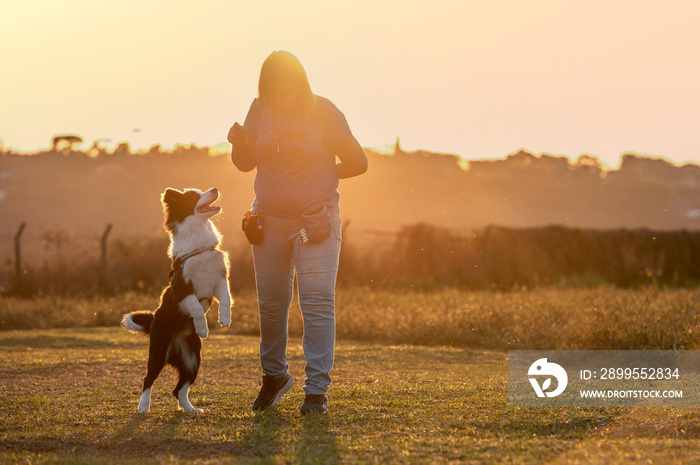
[182,252,226,299]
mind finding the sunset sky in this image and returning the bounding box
[1,0,698,168]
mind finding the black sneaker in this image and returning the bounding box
[252,373,294,411]
[300,394,328,415]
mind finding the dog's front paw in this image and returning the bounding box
[194,319,209,338]
[196,325,209,339]
[218,298,232,328]
[219,312,231,328]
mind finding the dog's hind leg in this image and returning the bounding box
[139,388,153,414]
[139,334,168,413]
[171,333,203,413]
[175,381,202,413]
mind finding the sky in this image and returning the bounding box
[1,0,698,168]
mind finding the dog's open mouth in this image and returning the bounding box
[197,200,221,214]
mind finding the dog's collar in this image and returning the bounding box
[169,246,216,277]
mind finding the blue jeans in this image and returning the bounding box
[252,207,341,395]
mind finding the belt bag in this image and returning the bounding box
[300,205,332,244]
[242,211,264,245]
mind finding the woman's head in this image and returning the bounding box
[258,51,315,114]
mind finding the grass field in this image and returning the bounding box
[2,327,700,463]
[2,286,700,350]
[2,287,700,463]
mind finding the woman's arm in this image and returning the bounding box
[228,123,257,172]
[333,136,368,179]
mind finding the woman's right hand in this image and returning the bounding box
[227,122,246,146]
[229,122,256,172]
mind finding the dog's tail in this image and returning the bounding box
[121,311,154,336]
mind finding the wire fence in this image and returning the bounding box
[3,221,700,297]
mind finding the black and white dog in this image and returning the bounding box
[122,188,232,413]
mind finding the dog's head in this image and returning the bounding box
[161,188,221,231]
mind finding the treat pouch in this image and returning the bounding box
[242,211,264,245]
[300,205,332,244]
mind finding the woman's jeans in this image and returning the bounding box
[251,207,341,395]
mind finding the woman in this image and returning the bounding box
[227,51,367,415]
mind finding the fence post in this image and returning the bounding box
[14,222,26,296]
[99,224,113,292]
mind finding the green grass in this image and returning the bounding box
[3,286,700,350]
[2,326,700,464]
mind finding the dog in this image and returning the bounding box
[122,187,232,413]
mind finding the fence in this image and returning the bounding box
[3,222,700,297]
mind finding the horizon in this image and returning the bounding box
[3,135,697,172]
[1,1,698,168]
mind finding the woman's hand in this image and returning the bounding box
[229,123,257,172]
[227,123,246,146]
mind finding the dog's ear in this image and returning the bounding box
[162,188,182,205]
[162,188,183,230]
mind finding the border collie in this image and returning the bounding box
[122,188,232,413]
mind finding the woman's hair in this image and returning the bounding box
[258,51,316,114]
